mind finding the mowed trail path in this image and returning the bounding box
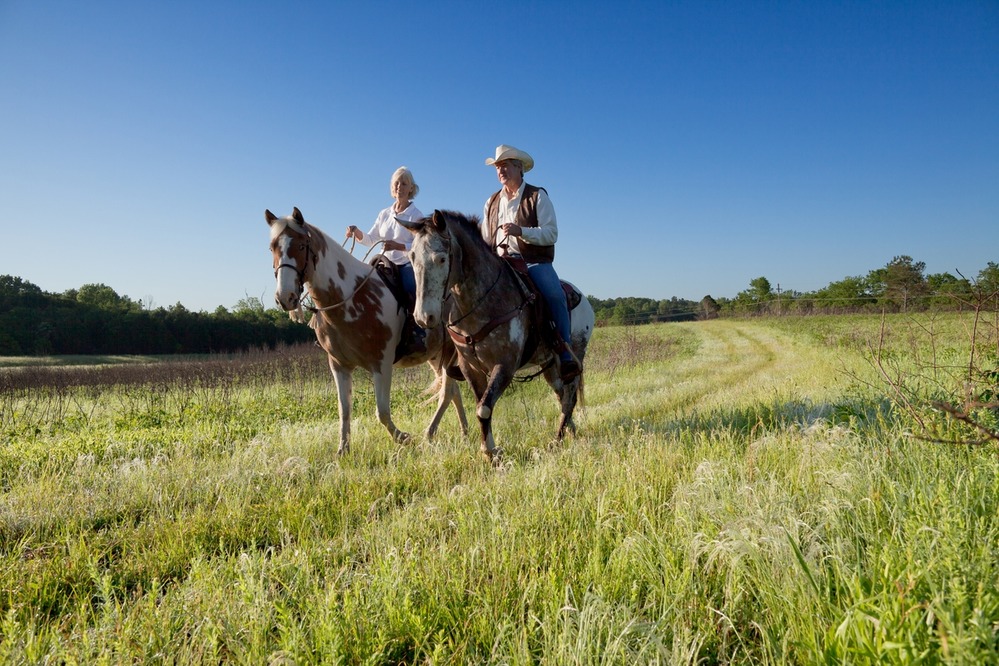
[585,319,862,432]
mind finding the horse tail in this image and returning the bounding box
[577,373,585,409]
[422,372,445,405]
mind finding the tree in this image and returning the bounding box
[814,275,874,310]
[734,276,774,314]
[699,295,720,320]
[74,283,141,312]
[977,262,999,293]
[233,296,266,314]
[610,301,638,326]
[926,272,972,308]
[868,255,927,311]
[972,261,999,308]
[749,277,773,301]
[0,275,43,299]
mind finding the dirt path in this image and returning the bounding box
[585,320,859,432]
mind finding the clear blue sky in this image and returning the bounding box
[2,1,997,312]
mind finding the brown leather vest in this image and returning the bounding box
[485,184,555,264]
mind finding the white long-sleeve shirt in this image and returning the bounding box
[481,181,558,254]
[358,202,423,265]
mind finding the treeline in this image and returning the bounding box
[0,276,314,356]
[589,256,999,325]
[718,256,999,317]
[588,296,701,326]
[6,254,998,355]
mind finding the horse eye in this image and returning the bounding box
[436,256,446,265]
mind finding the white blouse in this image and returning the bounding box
[359,202,423,265]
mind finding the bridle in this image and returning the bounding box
[273,224,380,314]
[273,225,316,284]
[431,224,534,350]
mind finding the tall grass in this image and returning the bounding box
[0,317,996,663]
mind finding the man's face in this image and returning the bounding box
[495,160,523,189]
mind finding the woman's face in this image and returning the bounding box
[392,177,413,202]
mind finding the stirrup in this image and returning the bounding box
[560,357,581,382]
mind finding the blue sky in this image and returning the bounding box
[2,1,997,312]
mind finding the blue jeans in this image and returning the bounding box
[399,262,416,302]
[527,262,571,354]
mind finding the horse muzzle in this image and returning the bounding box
[274,288,300,312]
[413,304,439,329]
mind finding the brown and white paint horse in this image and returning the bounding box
[400,210,595,462]
[266,207,468,454]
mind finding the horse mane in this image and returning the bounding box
[268,214,331,257]
[437,210,492,255]
[305,222,331,255]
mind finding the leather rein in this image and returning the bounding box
[440,231,535,350]
[274,227,381,315]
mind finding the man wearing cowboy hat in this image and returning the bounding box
[482,144,580,381]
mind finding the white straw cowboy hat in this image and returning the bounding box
[484,144,534,173]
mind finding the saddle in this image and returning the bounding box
[371,256,410,313]
[502,256,583,366]
[371,256,424,362]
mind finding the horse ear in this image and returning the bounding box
[292,207,305,225]
[265,209,277,225]
[395,215,423,233]
[432,210,447,232]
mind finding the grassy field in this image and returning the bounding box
[0,316,996,663]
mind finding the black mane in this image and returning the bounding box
[437,209,480,230]
[434,210,492,254]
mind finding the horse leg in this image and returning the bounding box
[474,366,514,462]
[425,374,468,441]
[544,363,580,441]
[450,378,469,436]
[556,377,580,440]
[424,373,448,442]
[329,361,353,455]
[477,417,498,462]
[372,365,411,444]
[441,341,468,437]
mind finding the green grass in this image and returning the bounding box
[0,316,996,663]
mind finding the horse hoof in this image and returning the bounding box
[396,431,413,445]
[482,447,504,466]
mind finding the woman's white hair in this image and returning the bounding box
[391,166,419,199]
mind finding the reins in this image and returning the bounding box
[442,231,535,350]
[277,227,387,315]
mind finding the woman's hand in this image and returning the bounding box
[345,225,362,241]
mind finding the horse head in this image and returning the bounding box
[266,207,314,312]
[399,210,456,330]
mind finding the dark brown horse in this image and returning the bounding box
[400,210,594,461]
[267,207,467,454]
